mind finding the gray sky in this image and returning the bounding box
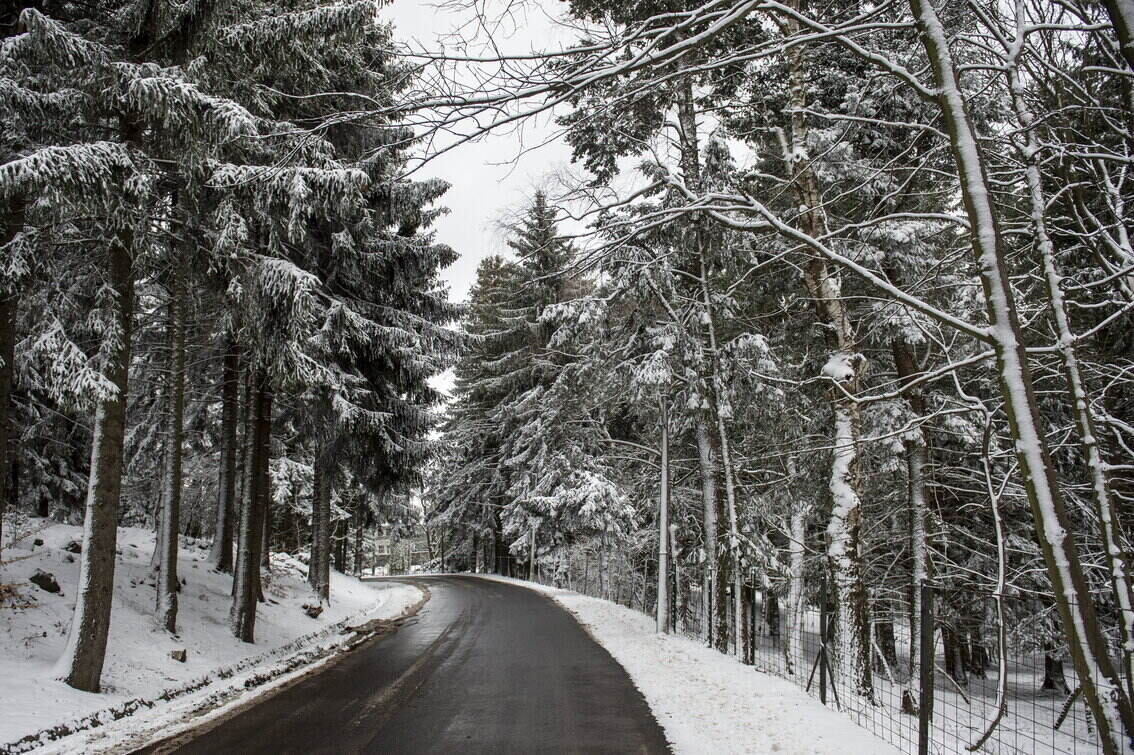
[382,1,576,304]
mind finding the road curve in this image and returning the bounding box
[140,575,671,754]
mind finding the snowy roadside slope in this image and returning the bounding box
[479,575,898,755]
[0,520,418,748]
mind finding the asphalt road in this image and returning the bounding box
[141,575,670,755]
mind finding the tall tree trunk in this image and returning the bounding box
[208,341,239,572]
[232,372,254,597]
[697,246,745,657]
[308,452,323,592]
[54,238,133,692]
[909,0,1134,746]
[656,397,670,634]
[230,372,271,642]
[260,483,271,572]
[0,290,15,560]
[891,337,930,684]
[353,499,363,577]
[256,484,270,603]
[784,496,809,676]
[311,450,331,603]
[695,422,721,647]
[1005,45,1134,704]
[782,3,872,700]
[156,272,186,634]
[1,193,26,559]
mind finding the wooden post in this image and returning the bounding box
[918,582,934,755]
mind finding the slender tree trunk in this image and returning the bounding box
[353,499,363,577]
[312,450,331,602]
[698,248,744,657]
[0,291,15,560]
[0,197,25,559]
[260,483,271,571]
[336,522,347,572]
[156,272,186,634]
[780,2,872,700]
[256,486,270,603]
[657,397,670,634]
[1005,45,1134,704]
[308,452,323,592]
[784,499,809,675]
[892,337,930,684]
[230,372,271,642]
[695,421,719,647]
[910,0,1134,746]
[54,238,133,692]
[208,341,239,572]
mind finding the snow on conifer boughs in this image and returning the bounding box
[0,0,460,687]
[0,143,135,199]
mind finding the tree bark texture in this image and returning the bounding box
[208,341,239,572]
[55,238,133,691]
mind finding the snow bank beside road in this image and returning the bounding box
[0,519,422,751]
[481,575,897,755]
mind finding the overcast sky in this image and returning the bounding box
[382,1,577,304]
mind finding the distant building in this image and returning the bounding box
[372,525,431,575]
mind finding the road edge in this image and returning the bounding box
[30,583,431,755]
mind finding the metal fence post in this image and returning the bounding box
[819,575,828,706]
[918,582,934,755]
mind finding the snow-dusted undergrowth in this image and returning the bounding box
[0,519,422,751]
[481,575,898,755]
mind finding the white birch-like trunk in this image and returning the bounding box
[780,2,873,699]
[824,357,873,700]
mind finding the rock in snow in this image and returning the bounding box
[29,570,60,594]
[170,649,187,663]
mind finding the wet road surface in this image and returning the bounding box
[138,575,670,754]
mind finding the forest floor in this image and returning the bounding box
[0,516,423,753]
[482,575,900,754]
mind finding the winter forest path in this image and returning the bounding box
[134,575,671,754]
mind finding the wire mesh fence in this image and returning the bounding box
[738,584,1108,755]
[529,554,1116,755]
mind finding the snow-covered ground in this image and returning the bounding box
[481,575,899,755]
[0,517,423,752]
